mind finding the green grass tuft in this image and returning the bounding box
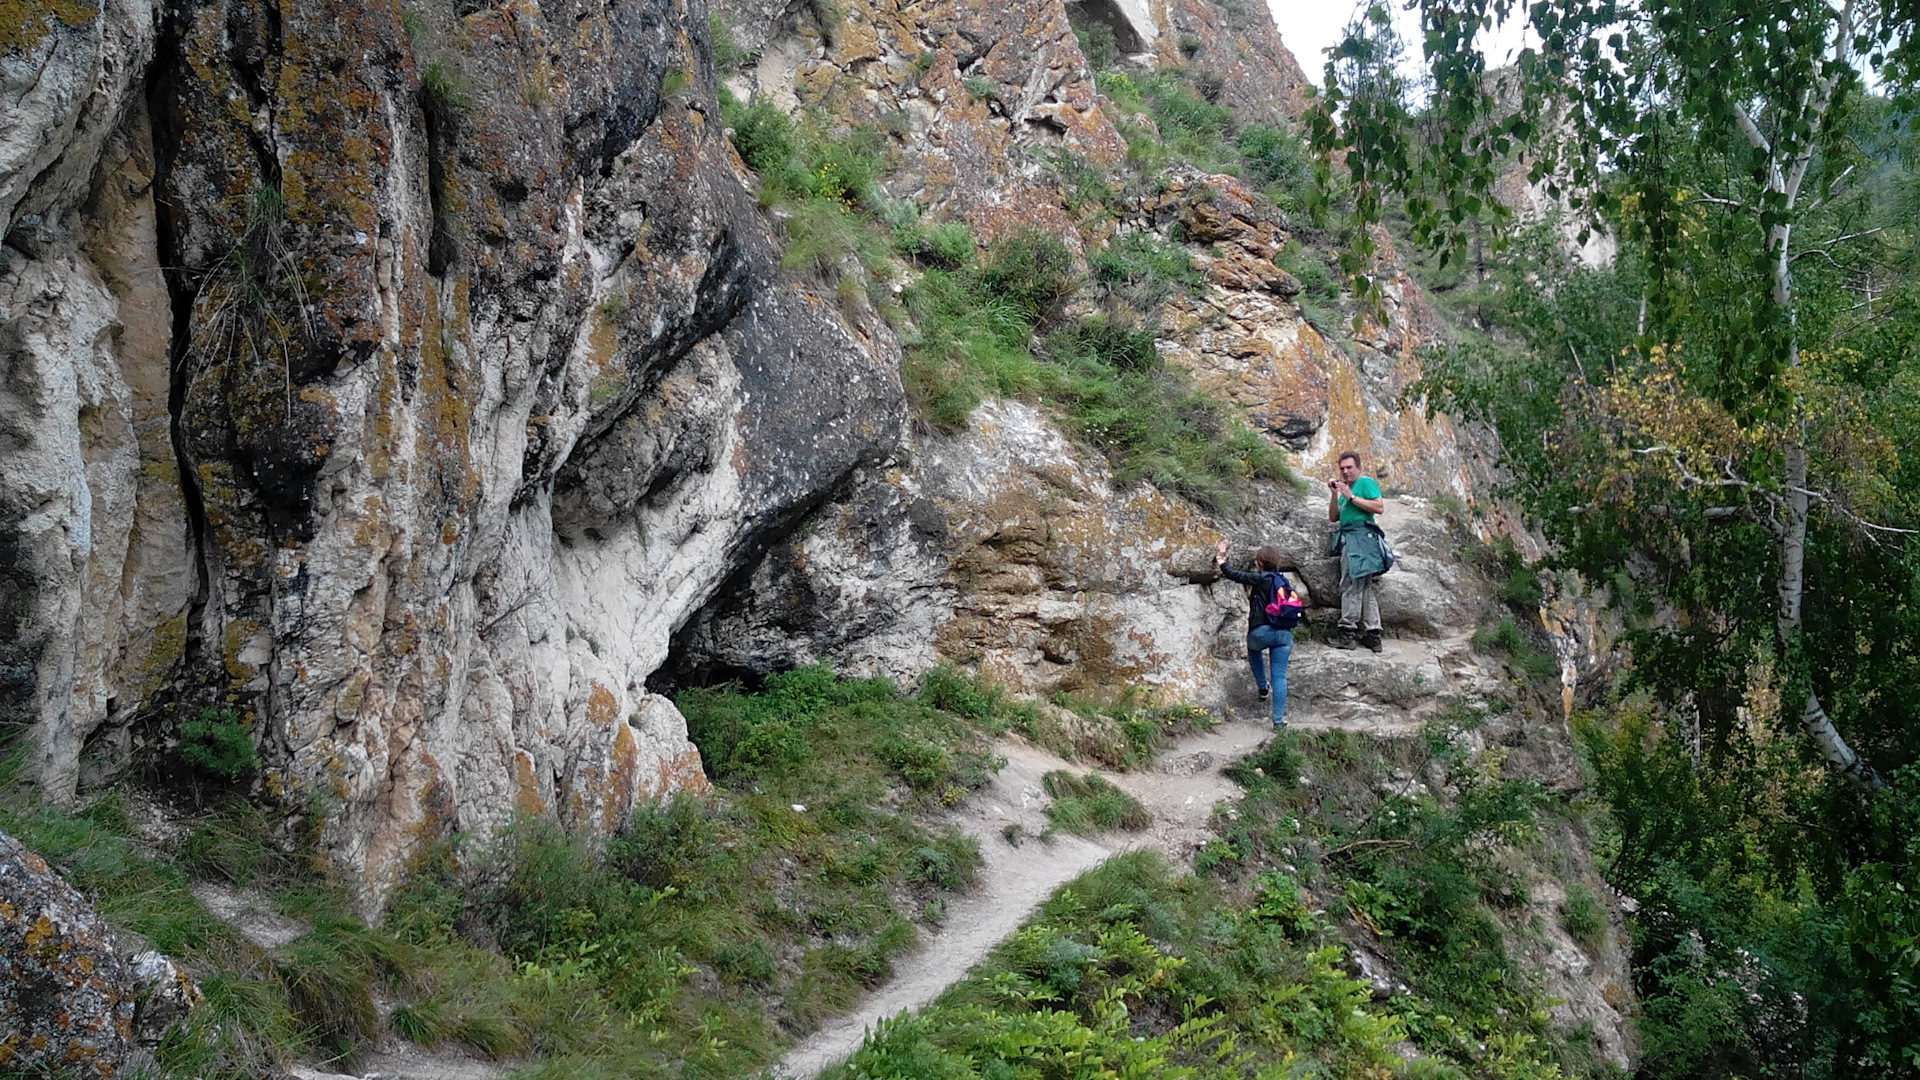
[1041,771,1150,833]
[1472,616,1560,681]
[1562,882,1607,953]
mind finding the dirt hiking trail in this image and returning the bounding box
[770,712,1273,1079]
[772,631,1487,1079]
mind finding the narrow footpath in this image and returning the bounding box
[770,713,1272,1079]
[772,631,1486,1079]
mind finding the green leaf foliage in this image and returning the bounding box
[1314,3,1920,1072]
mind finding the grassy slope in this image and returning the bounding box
[0,668,1222,1080]
[825,699,1628,1080]
[0,670,997,1078]
[719,85,1301,514]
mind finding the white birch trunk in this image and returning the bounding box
[1748,31,1886,789]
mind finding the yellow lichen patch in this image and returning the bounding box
[390,613,421,656]
[139,615,188,677]
[332,671,369,721]
[140,457,179,486]
[223,618,261,683]
[1315,356,1371,473]
[23,913,56,954]
[586,309,621,375]
[1,0,94,55]
[352,494,390,548]
[367,357,400,480]
[642,745,710,799]
[418,284,481,505]
[513,750,547,815]
[127,614,189,700]
[605,723,642,831]
[586,682,619,726]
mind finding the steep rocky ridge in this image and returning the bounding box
[9,0,1535,912]
[669,0,1501,705]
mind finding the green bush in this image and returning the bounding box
[420,61,468,116]
[1098,70,1241,175]
[1045,316,1159,373]
[723,90,886,208]
[724,92,800,182]
[1238,125,1314,208]
[977,231,1077,323]
[893,215,975,269]
[899,265,1045,427]
[1223,729,1305,788]
[709,11,746,71]
[1277,239,1339,300]
[721,91,892,292]
[1562,882,1607,952]
[1472,617,1559,681]
[1044,336,1296,510]
[1074,22,1117,70]
[916,665,1033,731]
[177,708,259,782]
[1089,230,1201,306]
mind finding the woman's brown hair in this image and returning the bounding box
[1254,545,1284,571]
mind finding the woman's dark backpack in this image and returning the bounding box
[1263,572,1305,629]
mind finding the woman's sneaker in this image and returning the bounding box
[1257,688,1271,701]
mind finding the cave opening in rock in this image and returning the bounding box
[1065,0,1150,58]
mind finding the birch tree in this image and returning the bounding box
[1310,0,1917,789]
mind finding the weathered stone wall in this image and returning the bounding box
[7,0,1500,896]
[3,0,904,899]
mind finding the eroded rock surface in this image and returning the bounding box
[0,831,137,1075]
[6,0,1560,942]
[5,0,906,898]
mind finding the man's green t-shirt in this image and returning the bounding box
[1339,476,1382,525]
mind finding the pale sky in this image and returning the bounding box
[1266,0,1533,87]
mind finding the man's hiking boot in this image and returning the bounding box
[1257,688,1271,702]
[1361,629,1383,653]
[1327,627,1358,650]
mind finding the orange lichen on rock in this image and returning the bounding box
[641,745,711,800]
[586,682,620,726]
[0,833,136,1075]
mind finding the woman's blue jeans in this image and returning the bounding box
[1246,625,1294,725]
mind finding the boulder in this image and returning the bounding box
[128,949,202,1043]
[0,830,136,1075]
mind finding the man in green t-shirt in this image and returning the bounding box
[1326,450,1386,651]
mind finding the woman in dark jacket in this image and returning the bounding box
[1214,539,1299,729]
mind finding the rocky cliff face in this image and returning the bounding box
[4,0,907,897]
[5,0,1512,898]
[667,0,1501,706]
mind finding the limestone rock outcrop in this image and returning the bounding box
[0,831,138,1075]
[4,0,902,899]
[669,396,1496,711]
[7,0,1500,901]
